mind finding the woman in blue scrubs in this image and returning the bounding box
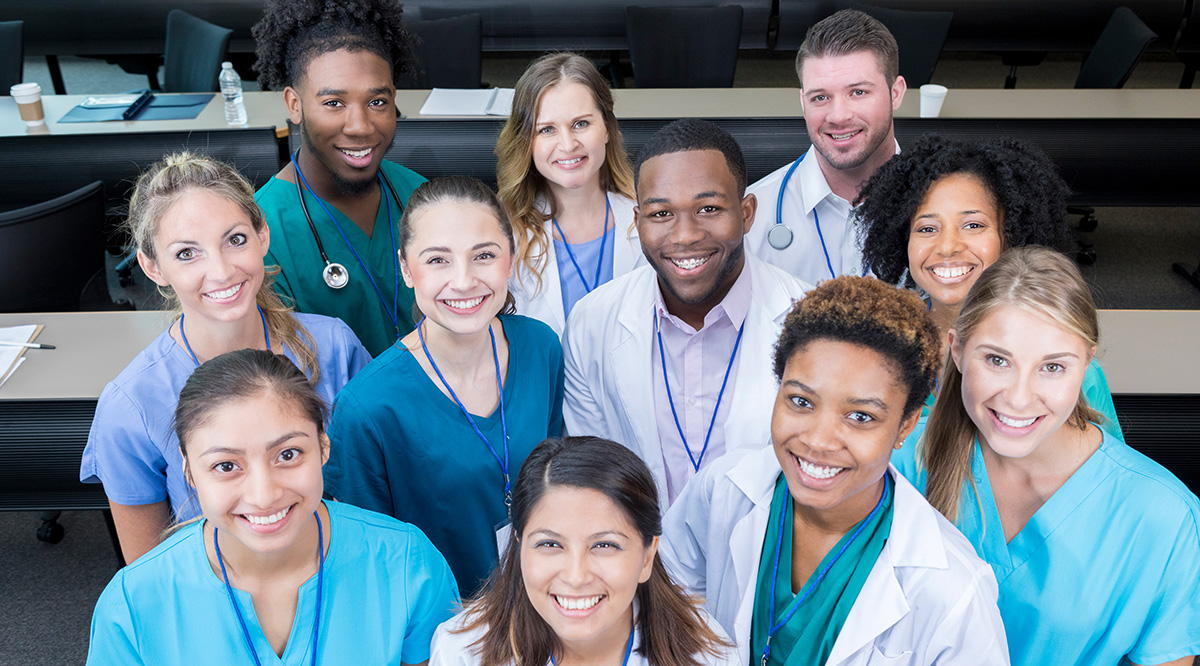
[87,349,457,665]
[325,176,565,595]
[854,135,1120,436]
[430,435,735,666]
[80,153,371,564]
[918,247,1200,666]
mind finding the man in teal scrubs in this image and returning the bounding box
[251,0,423,356]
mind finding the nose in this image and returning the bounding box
[826,95,854,126]
[1003,367,1036,412]
[448,259,476,291]
[210,251,237,283]
[933,224,965,257]
[561,549,593,588]
[557,127,579,152]
[667,212,705,248]
[243,464,282,509]
[343,102,370,137]
[804,407,843,455]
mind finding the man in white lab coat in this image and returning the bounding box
[563,119,811,509]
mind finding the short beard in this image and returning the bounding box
[299,118,378,197]
[810,125,890,172]
[655,241,745,308]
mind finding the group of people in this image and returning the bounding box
[77,1,1199,665]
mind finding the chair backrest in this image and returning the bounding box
[0,20,23,90]
[626,5,744,88]
[404,14,484,89]
[162,9,233,93]
[0,181,105,313]
[1076,6,1157,89]
[834,3,952,88]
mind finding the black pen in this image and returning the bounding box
[0,340,56,350]
[123,90,155,120]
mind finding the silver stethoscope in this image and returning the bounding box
[767,150,837,281]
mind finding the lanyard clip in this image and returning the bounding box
[761,637,772,666]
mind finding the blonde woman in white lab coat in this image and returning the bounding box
[662,276,1008,666]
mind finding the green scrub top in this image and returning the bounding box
[257,159,423,357]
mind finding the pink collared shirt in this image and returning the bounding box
[651,263,753,504]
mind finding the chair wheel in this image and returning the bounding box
[1078,214,1098,232]
[37,521,65,544]
[1075,248,1097,266]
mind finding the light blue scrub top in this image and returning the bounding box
[86,501,459,666]
[554,225,615,319]
[894,428,1200,666]
[80,312,371,521]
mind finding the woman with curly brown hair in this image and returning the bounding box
[495,53,643,336]
[662,276,1007,666]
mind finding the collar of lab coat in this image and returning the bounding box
[724,445,952,665]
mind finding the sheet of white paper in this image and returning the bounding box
[486,88,515,116]
[0,356,25,389]
[0,325,37,387]
[419,88,498,116]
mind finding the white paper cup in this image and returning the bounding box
[919,84,948,118]
[10,82,45,126]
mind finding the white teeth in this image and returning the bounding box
[830,131,858,140]
[245,506,290,526]
[996,413,1037,428]
[341,148,371,158]
[555,595,602,611]
[557,157,582,165]
[670,256,709,270]
[444,296,485,309]
[797,457,845,480]
[205,283,242,299]
[932,266,972,279]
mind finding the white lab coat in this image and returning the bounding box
[562,254,811,511]
[661,446,1010,666]
[510,193,644,337]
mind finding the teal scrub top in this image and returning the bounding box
[257,159,424,357]
[324,315,565,594]
[894,428,1200,666]
[86,501,459,666]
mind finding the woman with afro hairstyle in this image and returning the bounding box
[251,0,425,357]
[854,135,1120,436]
[663,276,1008,666]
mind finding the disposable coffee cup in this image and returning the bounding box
[919,84,948,118]
[11,82,45,127]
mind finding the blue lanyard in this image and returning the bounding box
[551,195,611,294]
[655,310,745,473]
[214,510,325,666]
[417,316,512,508]
[775,151,837,281]
[291,153,401,335]
[760,474,891,666]
[550,622,635,666]
[179,305,270,366]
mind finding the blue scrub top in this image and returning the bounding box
[554,225,615,319]
[325,314,565,594]
[86,501,459,665]
[80,312,371,521]
[895,428,1200,666]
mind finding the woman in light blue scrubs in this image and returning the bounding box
[86,349,457,665]
[855,135,1121,436]
[916,247,1200,666]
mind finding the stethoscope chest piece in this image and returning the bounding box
[767,222,794,250]
[323,262,349,289]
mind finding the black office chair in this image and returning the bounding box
[835,4,953,88]
[1075,6,1157,89]
[1178,12,1199,89]
[0,20,22,90]
[625,6,743,88]
[0,181,107,313]
[155,10,233,93]
[403,14,483,89]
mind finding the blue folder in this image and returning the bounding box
[58,94,215,123]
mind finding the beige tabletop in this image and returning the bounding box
[1096,310,1200,395]
[0,311,173,400]
[0,92,285,138]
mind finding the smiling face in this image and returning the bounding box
[951,305,1093,460]
[184,391,327,557]
[908,173,1004,312]
[400,200,514,336]
[635,149,755,323]
[286,48,397,196]
[799,50,904,174]
[532,81,610,195]
[520,485,656,658]
[139,188,269,325]
[772,339,918,521]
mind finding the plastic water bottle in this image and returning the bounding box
[219,62,247,126]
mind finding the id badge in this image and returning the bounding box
[494,519,514,557]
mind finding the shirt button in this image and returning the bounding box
[687,397,697,406]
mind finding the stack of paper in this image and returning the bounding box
[419,88,515,116]
[0,324,41,388]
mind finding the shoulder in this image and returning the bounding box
[335,342,417,400]
[891,472,995,587]
[381,160,427,194]
[254,176,297,214]
[748,255,812,305]
[291,312,357,345]
[502,314,562,354]
[571,265,654,320]
[328,501,442,555]
[432,612,486,660]
[746,160,795,196]
[100,329,184,406]
[113,520,207,590]
[1097,432,1200,530]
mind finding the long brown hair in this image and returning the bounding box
[921,247,1103,521]
[457,436,728,666]
[495,53,636,296]
[128,151,321,383]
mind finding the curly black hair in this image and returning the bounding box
[854,134,1074,287]
[773,276,940,418]
[635,119,747,196]
[252,0,415,91]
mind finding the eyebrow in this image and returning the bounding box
[167,223,243,248]
[537,112,596,125]
[418,241,501,256]
[529,528,630,540]
[197,431,308,458]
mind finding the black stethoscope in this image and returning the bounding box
[768,150,837,281]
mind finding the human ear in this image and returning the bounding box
[138,250,170,288]
[319,432,330,466]
[890,75,907,110]
[284,86,303,126]
[741,192,758,235]
[948,329,964,371]
[638,535,659,584]
[257,223,270,257]
[182,451,195,488]
[895,408,921,449]
[399,253,414,289]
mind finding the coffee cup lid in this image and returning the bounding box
[10,82,41,96]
